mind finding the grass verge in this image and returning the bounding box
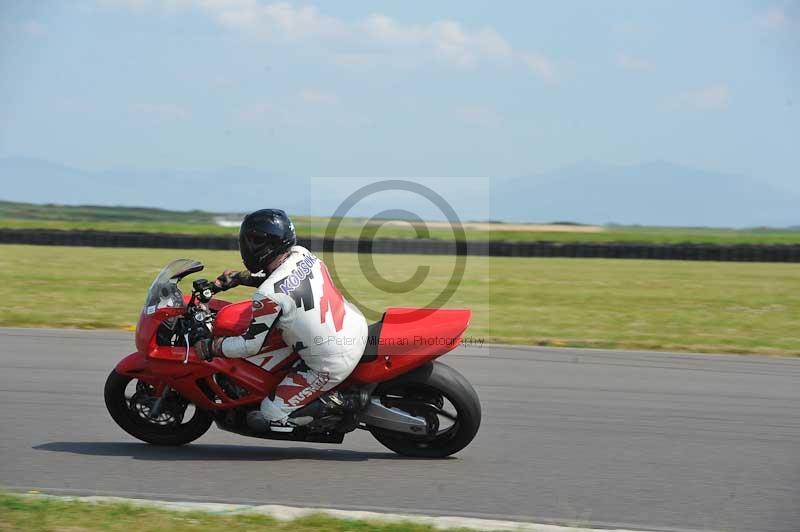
[1,244,798,356]
[0,492,473,532]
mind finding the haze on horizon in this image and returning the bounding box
[0,1,797,226]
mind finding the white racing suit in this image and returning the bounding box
[219,246,368,424]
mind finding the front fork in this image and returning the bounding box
[149,385,172,419]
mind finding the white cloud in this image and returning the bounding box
[454,106,501,128]
[520,52,557,83]
[678,85,731,111]
[21,20,47,37]
[614,52,653,72]
[297,88,338,104]
[97,0,152,10]
[105,1,558,83]
[361,13,426,47]
[131,103,190,120]
[611,21,654,37]
[359,16,515,69]
[238,102,275,123]
[238,101,310,128]
[238,99,369,129]
[211,76,238,89]
[330,52,383,68]
[202,1,346,41]
[755,5,789,30]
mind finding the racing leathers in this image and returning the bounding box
[217,245,368,424]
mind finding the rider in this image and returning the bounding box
[192,209,368,432]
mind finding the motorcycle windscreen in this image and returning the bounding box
[142,259,204,315]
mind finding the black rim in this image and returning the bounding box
[122,378,198,429]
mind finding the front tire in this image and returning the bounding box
[104,370,212,445]
[368,362,481,458]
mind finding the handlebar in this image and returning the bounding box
[191,278,219,304]
[188,270,245,309]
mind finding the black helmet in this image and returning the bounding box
[239,209,296,274]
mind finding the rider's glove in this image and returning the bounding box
[194,338,213,361]
[237,270,264,288]
[189,324,220,361]
[214,270,241,291]
[217,269,264,289]
[193,337,225,362]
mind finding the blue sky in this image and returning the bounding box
[0,1,798,192]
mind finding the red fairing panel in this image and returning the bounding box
[115,348,285,411]
[349,307,471,384]
[135,308,183,354]
[125,295,291,410]
[213,300,253,337]
[214,298,281,338]
[135,296,233,354]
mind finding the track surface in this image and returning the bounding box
[1,328,798,532]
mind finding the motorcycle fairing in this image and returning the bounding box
[114,349,285,410]
[349,307,471,383]
[121,286,470,409]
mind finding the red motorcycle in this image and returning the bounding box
[104,259,481,458]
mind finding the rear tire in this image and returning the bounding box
[104,370,212,445]
[368,362,481,458]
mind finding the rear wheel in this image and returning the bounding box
[368,362,481,458]
[104,370,212,445]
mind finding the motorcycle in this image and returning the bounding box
[104,259,481,458]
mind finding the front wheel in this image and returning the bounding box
[104,370,212,445]
[368,362,481,458]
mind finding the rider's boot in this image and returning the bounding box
[290,389,371,425]
[246,390,369,432]
[245,410,295,433]
[287,391,346,426]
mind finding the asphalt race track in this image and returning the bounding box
[1,328,798,532]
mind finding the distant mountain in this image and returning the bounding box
[1,157,796,227]
[492,161,799,227]
[0,157,309,215]
[0,157,101,205]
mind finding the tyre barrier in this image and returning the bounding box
[1,228,799,262]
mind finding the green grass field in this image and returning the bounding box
[2,244,798,355]
[3,200,800,244]
[0,493,471,532]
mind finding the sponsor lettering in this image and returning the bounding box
[274,254,317,311]
[286,372,330,407]
[277,254,317,295]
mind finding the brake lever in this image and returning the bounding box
[183,332,190,364]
